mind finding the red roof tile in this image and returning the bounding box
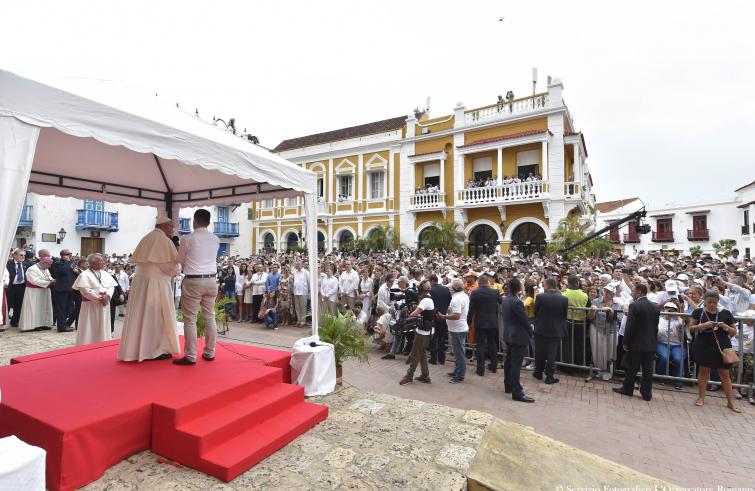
[273,115,407,152]
[457,130,550,149]
[595,197,640,214]
[408,151,446,158]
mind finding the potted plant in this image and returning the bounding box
[318,313,369,386]
[177,297,235,337]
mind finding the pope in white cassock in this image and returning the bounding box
[73,253,118,345]
[118,216,181,361]
[19,256,54,331]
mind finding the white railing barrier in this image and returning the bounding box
[465,93,549,125]
[410,192,445,209]
[458,181,547,204]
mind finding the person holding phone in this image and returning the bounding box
[689,290,741,412]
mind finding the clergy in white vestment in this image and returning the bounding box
[73,254,117,345]
[18,257,54,331]
[118,216,181,362]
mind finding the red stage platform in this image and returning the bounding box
[0,340,328,491]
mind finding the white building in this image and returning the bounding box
[595,179,755,258]
[14,193,253,258]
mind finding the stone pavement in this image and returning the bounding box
[213,321,755,489]
[2,319,754,489]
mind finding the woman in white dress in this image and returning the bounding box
[243,270,254,322]
[358,267,373,319]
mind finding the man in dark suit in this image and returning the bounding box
[50,250,77,332]
[429,274,451,365]
[614,282,660,401]
[501,278,535,403]
[467,274,500,376]
[533,277,568,384]
[6,248,31,328]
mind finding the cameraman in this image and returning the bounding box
[399,279,435,386]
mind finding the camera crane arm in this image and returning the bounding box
[560,207,647,255]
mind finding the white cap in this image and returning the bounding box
[156,214,172,225]
[663,302,679,310]
[664,279,678,292]
[677,273,689,281]
[603,283,616,294]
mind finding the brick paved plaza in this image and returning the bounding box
[2,320,754,489]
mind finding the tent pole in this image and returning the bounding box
[152,154,173,219]
[303,193,319,338]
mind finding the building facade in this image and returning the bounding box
[260,77,595,256]
[14,194,253,257]
[595,180,755,258]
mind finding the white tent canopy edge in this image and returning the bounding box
[0,69,320,336]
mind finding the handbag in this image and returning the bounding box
[714,330,740,365]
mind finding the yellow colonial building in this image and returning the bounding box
[252,77,594,256]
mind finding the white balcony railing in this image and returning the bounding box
[465,93,549,126]
[410,192,445,210]
[457,181,548,205]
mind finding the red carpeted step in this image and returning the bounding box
[176,383,305,454]
[199,401,328,482]
[167,368,282,426]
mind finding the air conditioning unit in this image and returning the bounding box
[421,127,431,135]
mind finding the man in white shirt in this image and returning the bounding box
[338,261,360,309]
[114,264,130,317]
[175,209,220,365]
[399,280,435,386]
[292,261,310,327]
[320,264,339,316]
[438,278,469,383]
[375,273,395,319]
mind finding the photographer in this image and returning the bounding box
[399,279,435,386]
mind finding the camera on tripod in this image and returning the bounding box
[388,287,420,335]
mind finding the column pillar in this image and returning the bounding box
[327,219,333,252]
[439,158,446,194]
[328,158,334,207]
[357,216,363,237]
[496,147,503,185]
[276,220,282,253]
[357,154,364,211]
[573,143,580,186]
[541,141,548,181]
[389,148,396,199]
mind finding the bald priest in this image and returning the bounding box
[118,215,181,362]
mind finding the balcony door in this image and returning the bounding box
[516,150,540,180]
[692,215,706,231]
[217,206,229,223]
[657,218,672,239]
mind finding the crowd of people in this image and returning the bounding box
[466,171,542,189]
[4,233,754,409]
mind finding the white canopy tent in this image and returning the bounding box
[0,68,320,335]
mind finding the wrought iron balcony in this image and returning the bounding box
[18,205,33,228]
[75,210,119,232]
[652,231,674,242]
[457,181,548,206]
[179,218,192,235]
[409,192,446,210]
[687,229,709,241]
[623,233,640,243]
[213,221,239,238]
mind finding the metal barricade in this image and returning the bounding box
[470,305,755,396]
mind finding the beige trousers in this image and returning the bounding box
[294,294,308,325]
[181,278,217,361]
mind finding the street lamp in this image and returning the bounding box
[57,227,67,244]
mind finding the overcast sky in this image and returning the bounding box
[2,0,753,205]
